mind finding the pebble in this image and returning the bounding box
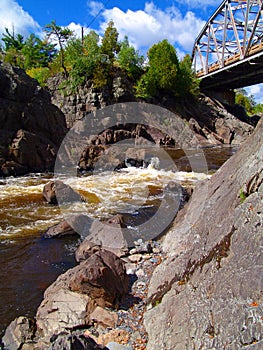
[125,263,137,275]
[115,241,164,349]
[128,254,143,263]
[106,342,133,350]
[135,268,145,278]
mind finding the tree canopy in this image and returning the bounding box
[0,21,202,99]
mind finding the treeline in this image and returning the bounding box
[1,21,262,113]
[0,21,199,99]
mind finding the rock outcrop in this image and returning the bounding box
[144,119,263,349]
[47,72,255,147]
[34,248,129,344]
[0,62,67,176]
[42,180,83,204]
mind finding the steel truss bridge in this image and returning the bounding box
[192,0,263,90]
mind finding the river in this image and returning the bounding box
[0,146,236,337]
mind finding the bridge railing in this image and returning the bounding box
[192,0,263,78]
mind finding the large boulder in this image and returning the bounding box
[69,249,129,308]
[35,249,129,342]
[1,316,35,350]
[77,214,129,257]
[0,62,67,176]
[144,119,263,349]
[42,180,83,205]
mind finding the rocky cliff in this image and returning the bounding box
[0,64,258,177]
[144,118,263,349]
[47,73,255,146]
[0,62,67,176]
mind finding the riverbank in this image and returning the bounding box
[2,118,263,349]
[0,146,236,348]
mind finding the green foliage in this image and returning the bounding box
[177,54,199,97]
[22,34,56,69]
[148,39,179,92]
[100,21,120,64]
[3,47,25,67]
[117,36,144,79]
[63,30,107,91]
[26,67,51,87]
[235,88,263,115]
[252,103,263,114]
[92,64,109,88]
[135,39,179,98]
[44,20,73,75]
[2,28,24,50]
[1,27,57,75]
[235,91,254,114]
[239,189,247,204]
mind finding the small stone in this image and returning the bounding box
[142,254,151,260]
[106,342,132,350]
[129,331,141,342]
[89,306,118,328]
[135,269,145,278]
[129,248,137,255]
[152,247,161,254]
[125,263,137,275]
[135,239,143,245]
[128,254,142,263]
[135,281,146,289]
[98,329,129,346]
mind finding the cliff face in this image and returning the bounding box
[144,118,263,349]
[47,73,255,146]
[0,62,67,176]
[0,63,257,177]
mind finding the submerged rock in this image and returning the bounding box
[42,180,83,205]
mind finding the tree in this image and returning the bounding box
[63,30,101,90]
[2,27,24,51]
[44,20,73,75]
[100,21,120,64]
[117,36,144,79]
[177,54,199,97]
[22,34,56,69]
[135,39,179,98]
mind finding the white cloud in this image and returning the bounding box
[0,0,40,40]
[87,1,105,17]
[98,2,205,53]
[246,84,263,103]
[67,22,83,38]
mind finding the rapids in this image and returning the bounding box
[0,146,237,337]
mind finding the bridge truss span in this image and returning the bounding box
[192,0,263,86]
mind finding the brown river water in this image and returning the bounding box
[0,146,236,337]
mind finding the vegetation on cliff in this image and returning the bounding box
[0,21,199,100]
[1,21,262,113]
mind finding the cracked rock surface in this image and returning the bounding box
[145,118,263,349]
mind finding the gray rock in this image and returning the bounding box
[36,288,92,342]
[145,119,263,349]
[78,215,129,255]
[106,342,132,350]
[48,331,109,350]
[1,316,35,350]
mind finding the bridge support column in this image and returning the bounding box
[203,89,236,106]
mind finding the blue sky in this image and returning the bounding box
[0,0,262,102]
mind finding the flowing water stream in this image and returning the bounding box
[0,146,236,337]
